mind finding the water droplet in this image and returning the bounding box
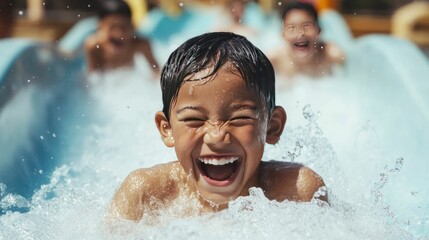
[42,2,45,5]
[52,133,56,138]
[27,79,31,83]
[179,2,184,7]
[188,84,194,95]
[39,170,43,174]
[18,10,23,15]
[40,136,44,140]
[96,44,99,48]
[88,4,91,8]
[77,14,81,18]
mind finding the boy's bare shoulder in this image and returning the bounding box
[123,161,181,196]
[325,42,345,64]
[259,161,326,202]
[108,161,182,221]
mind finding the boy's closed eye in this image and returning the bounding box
[178,114,256,128]
[229,114,257,126]
[179,117,206,127]
[286,25,295,32]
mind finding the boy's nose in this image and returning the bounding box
[296,27,305,36]
[203,123,231,145]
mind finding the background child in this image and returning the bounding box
[108,32,326,223]
[84,0,159,74]
[214,0,258,39]
[270,1,344,79]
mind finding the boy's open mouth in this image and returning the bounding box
[109,37,124,48]
[197,156,241,186]
[294,40,309,50]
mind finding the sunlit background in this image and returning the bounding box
[3,0,429,50]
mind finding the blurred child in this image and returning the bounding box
[108,32,326,223]
[84,0,159,74]
[271,1,344,78]
[215,0,257,39]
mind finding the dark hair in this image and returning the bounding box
[280,1,319,27]
[98,0,132,19]
[160,32,275,121]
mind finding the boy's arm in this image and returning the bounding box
[84,34,103,72]
[326,42,345,65]
[137,38,160,75]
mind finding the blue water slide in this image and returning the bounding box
[346,35,429,236]
[319,10,354,50]
[353,34,429,122]
[0,38,87,201]
[58,17,98,54]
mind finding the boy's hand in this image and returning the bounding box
[85,30,109,71]
[93,30,110,52]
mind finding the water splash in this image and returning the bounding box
[0,184,30,214]
[372,157,404,205]
[286,140,303,162]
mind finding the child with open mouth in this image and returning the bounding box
[107,31,327,225]
[84,0,159,75]
[270,1,345,80]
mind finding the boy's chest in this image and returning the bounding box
[141,185,208,224]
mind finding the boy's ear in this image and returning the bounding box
[155,111,174,147]
[266,106,287,144]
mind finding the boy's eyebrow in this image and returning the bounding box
[285,21,315,26]
[231,103,259,111]
[176,104,258,114]
[302,21,316,24]
[176,105,203,114]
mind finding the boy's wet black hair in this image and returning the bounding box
[280,1,319,28]
[160,32,275,121]
[98,0,132,20]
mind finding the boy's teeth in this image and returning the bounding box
[199,157,238,166]
[295,41,308,47]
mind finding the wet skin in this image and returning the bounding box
[158,65,272,205]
